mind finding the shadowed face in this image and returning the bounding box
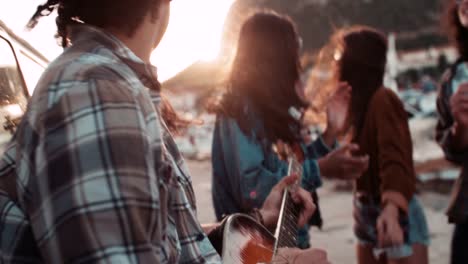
[458,0,468,27]
[152,0,171,49]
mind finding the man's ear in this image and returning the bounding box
[150,1,170,49]
[149,2,161,23]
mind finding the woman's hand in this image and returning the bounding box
[317,144,369,180]
[451,82,468,126]
[376,203,404,248]
[260,174,316,229]
[450,82,468,149]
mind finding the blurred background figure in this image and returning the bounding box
[209,11,368,249]
[0,0,463,263]
[436,1,468,264]
[322,26,429,264]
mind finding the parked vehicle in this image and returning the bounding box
[0,20,48,152]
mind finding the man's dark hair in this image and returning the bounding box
[444,0,468,60]
[28,0,162,47]
[28,0,191,134]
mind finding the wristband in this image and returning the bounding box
[249,208,265,226]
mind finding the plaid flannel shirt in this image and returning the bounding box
[0,24,220,263]
[436,60,468,223]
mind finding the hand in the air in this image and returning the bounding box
[318,144,369,180]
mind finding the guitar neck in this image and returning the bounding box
[273,155,302,252]
[220,145,305,264]
[273,188,300,251]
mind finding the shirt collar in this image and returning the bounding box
[69,24,161,91]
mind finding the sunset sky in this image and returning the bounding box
[0,0,234,81]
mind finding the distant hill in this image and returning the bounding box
[162,60,225,92]
[222,0,446,54]
[164,0,448,92]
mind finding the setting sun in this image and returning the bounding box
[152,0,234,81]
[0,0,234,82]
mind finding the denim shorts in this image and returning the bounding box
[353,196,430,259]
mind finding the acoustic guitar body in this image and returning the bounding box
[221,143,304,263]
[221,214,275,264]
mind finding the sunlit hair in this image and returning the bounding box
[215,11,307,144]
[27,0,162,48]
[444,0,468,59]
[330,26,388,139]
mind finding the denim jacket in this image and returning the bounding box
[211,112,332,219]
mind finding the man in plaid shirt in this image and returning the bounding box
[0,0,329,263]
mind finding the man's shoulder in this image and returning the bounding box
[44,46,135,86]
[24,46,151,132]
[31,46,145,109]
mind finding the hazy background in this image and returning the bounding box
[0,1,458,263]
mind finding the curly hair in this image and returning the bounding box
[27,0,191,134]
[27,0,162,47]
[444,0,468,59]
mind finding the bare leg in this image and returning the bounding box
[387,244,428,264]
[357,244,386,264]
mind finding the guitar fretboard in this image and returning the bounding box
[275,191,300,248]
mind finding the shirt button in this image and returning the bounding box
[250,190,257,199]
[196,233,205,241]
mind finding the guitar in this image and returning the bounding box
[221,144,304,264]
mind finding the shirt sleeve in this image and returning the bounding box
[373,90,416,212]
[218,118,321,211]
[27,78,164,263]
[435,71,468,164]
[304,133,337,159]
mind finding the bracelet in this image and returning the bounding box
[249,208,265,226]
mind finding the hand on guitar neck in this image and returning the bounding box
[219,144,331,264]
[268,174,331,264]
[218,174,331,264]
[260,174,315,230]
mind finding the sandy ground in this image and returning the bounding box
[187,160,454,264]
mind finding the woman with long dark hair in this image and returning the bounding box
[326,26,429,264]
[436,1,468,263]
[211,11,369,249]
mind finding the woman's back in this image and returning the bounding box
[355,87,416,204]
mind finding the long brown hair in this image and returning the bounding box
[332,26,388,139]
[444,0,468,60]
[215,11,307,144]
